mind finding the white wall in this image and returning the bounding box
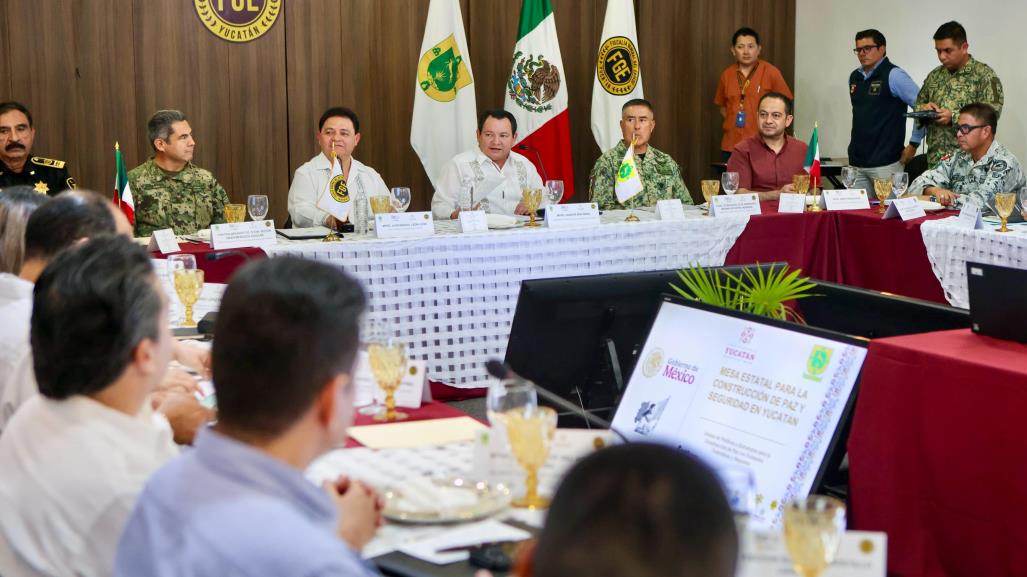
[795,1,1026,162]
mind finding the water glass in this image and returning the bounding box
[841,166,857,189]
[247,195,269,221]
[721,172,740,195]
[391,187,411,212]
[891,172,909,199]
[544,180,564,205]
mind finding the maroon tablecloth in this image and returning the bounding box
[848,329,1027,577]
[725,202,953,303]
[150,242,267,284]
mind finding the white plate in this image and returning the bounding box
[383,477,511,524]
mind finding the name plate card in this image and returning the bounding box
[458,210,488,233]
[955,203,984,229]
[352,351,431,409]
[374,211,435,239]
[545,202,601,228]
[883,197,927,221]
[823,189,871,211]
[210,220,277,250]
[737,530,886,577]
[147,228,181,254]
[711,193,761,217]
[777,193,806,214]
[656,199,686,221]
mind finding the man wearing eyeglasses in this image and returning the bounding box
[915,21,1003,169]
[848,29,924,194]
[908,103,1024,209]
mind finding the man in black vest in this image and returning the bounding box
[848,29,923,193]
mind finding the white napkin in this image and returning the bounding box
[486,214,518,228]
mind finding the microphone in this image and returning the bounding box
[204,249,252,262]
[516,143,550,182]
[485,359,629,442]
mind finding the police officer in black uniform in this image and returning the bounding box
[0,101,76,195]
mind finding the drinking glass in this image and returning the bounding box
[701,180,720,215]
[891,172,909,199]
[841,166,857,189]
[994,192,1017,233]
[522,188,543,227]
[872,178,891,213]
[721,172,740,195]
[366,320,408,422]
[168,254,203,327]
[792,174,810,194]
[224,203,246,223]
[782,496,846,577]
[391,187,412,212]
[505,405,557,509]
[369,195,392,215]
[247,195,269,221]
[544,180,564,205]
[486,379,539,426]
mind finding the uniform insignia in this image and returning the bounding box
[34,181,49,194]
[417,34,473,103]
[990,160,1008,172]
[869,81,882,96]
[850,83,857,94]
[31,156,65,169]
[328,174,349,203]
[66,177,77,189]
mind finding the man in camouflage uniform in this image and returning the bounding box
[129,110,229,237]
[0,101,76,195]
[915,21,1003,169]
[909,103,1023,210]
[590,99,691,210]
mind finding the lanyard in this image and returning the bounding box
[736,63,759,110]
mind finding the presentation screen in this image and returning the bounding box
[611,297,867,527]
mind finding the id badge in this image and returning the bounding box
[735,110,746,128]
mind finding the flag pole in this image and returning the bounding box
[114,141,121,208]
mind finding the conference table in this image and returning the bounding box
[847,328,1027,577]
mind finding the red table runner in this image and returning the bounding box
[150,242,267,284]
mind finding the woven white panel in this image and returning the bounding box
[267,214,749,387]
[920,218,1027,309]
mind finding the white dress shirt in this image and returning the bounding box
[0,395,179,577]
[0,273,34,435]
[431,148,544,219]
[287,153,390,228]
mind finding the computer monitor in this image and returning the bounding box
[967,261,1027,343]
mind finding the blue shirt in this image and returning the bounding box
[856,59,925,145]
[114,428,379,577]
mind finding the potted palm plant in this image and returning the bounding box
[669,263,818,323]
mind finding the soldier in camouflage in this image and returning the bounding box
[590,99,691,210]
[129,110,229,237]
[915,21,1003,169]
[908,103,1024,209]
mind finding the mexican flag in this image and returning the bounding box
[111,142,134,224]
[504,0,574,201]
[804,123,821,190]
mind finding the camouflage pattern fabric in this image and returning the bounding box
[908,140,1025,209]
[590,141,691,209]
[916,57,1004,168]
[129,159,229,237]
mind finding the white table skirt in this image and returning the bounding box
[266,210,749,387]
[920,217,1027,309]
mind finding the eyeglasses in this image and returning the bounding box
[954,123,987,136]
[853,45,880,54]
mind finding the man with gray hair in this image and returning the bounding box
[128,110,229,237]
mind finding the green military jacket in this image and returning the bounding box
[915,57,1004,168]
[907,140,1025,209]
[129,159,229,237]
[590,141,691,210]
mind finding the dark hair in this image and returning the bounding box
[0,101,32,126]
[959,102,998,134]
[212,257,366,438]
[934,21,967,45]
[732,27,760,46]
[477,109,517,135]
[0,186,50,274]
[32,236,162,400]
[855,29,887,47]
[758,91,793,116]
[23,190,116,262]
[318,106,360,133]
[622,98,654,116]
[532,443,738,577]
[147,109,188,151]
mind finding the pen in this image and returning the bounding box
[435,540,519,554]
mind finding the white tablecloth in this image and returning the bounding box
[267,210,749,387]
[920,217,1027,308]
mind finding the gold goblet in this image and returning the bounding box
[522,188,543,227]
[369,195,393,215]
[505,405,557,509]
[173,268,204,327]
[368,341,408,422]
[224,203,246,223]
[782,496,846,577]
[994,192,1016,232]
[701,179,720,215]
[872,179,891,214]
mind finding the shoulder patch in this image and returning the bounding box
[990,160,1008,172]
[31,156,66,169]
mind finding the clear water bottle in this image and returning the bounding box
[352,186,368,234]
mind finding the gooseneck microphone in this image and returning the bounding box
[516,143,550,182]
[204,249,252,262]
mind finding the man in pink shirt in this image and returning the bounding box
[727,92,808,200]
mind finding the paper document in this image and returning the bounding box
[347,416,487,449]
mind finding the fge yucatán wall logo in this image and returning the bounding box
[195,0,281,43]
